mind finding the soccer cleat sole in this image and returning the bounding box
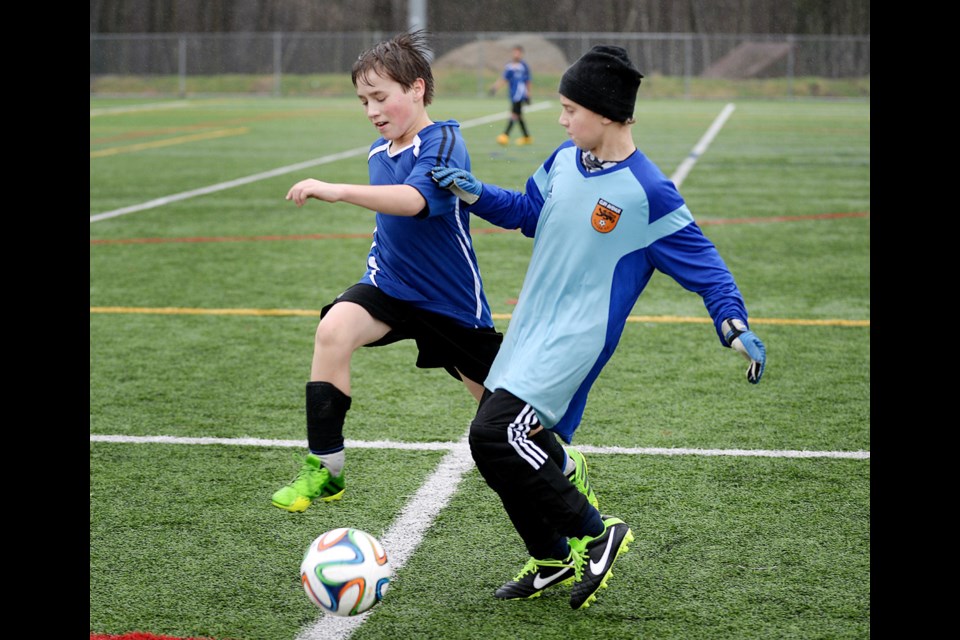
[572,529,634,610]
[272,497,311,513]
[494,575,577,600]
[272,488,345,512]
[320,488,345,502]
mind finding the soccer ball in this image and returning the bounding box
[300,528,391,616]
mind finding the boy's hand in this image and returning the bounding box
[722,318,766,384]
[431,167,483,205]
[285,179,343,206]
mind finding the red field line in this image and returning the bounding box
[89,226,515,245]
[90,633,216,640]
[89,211,869,245]
[699,211,869,226]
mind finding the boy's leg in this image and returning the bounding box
[470,389,631,606]
[272,300,391,512]
[469,390,600,547]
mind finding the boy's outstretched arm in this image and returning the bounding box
[650,222,766,384]
[286,179,426,217]
[431,166,542,236]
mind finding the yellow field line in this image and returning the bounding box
[89,307,869,327]
[90,127,249,158]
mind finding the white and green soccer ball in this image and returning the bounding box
[300,528,391,616]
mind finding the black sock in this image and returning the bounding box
[504,120,514,135]
[305,381,352,454]
[519,118,529,137]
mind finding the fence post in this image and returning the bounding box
[476,34,485,97]
[684,34,692,100]
[273,31,282,97]
[178,35,186,98]
[787,34,795,99]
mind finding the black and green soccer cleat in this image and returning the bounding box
[569,515,634,609]
[494,550,583,600]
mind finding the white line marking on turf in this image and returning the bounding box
[670,102,736,188]
[295,432,476,640]
[89,101,554,223]
[88,434,869,459]
[90,431,866,638]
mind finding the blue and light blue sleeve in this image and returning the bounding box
[648,220,749,345]
[467,175,543,237]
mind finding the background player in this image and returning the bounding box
[489,45,533,146]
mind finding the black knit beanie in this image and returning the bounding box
[558,45,644,123]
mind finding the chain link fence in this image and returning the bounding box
[90,31,870,99]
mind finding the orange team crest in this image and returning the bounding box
[591,198,622,233]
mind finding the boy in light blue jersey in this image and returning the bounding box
[273,31,595,516]
[432,45,767,609]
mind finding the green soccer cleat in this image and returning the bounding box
[569,515,634,610]
[271,453,345,513]
[494,549,583,600]
[566,448,599,510]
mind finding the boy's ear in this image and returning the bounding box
[411,77,426,101]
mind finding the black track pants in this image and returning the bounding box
[469,388,595,559]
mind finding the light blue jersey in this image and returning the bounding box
[362,120,493,329]
[469,141,748,442]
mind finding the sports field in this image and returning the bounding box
[90,95,870,640]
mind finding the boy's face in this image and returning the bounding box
[356,69,426,145]
[511,47,523,62]
[558,96,607,151]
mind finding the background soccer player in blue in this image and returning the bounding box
[432,45,767,609]
[489,45,533,146]
[274,31,596,516]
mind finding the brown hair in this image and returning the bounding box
[351,30,435,106]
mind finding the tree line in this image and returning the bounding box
[90,0,870,35]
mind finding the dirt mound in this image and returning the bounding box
[434,34,570,75]
[701,42,792,78]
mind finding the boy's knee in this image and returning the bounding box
[468,415,504,465]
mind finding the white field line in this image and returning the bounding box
[670,102,736,188]
[89,101,554,223]
[295,433,476,640]
[91,431,866,639]
[89,433,870,459]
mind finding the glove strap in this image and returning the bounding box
[721,318,748,347]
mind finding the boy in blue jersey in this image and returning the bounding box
[489,45,533,146]
[273,31,597,515]
[432,46,767,609]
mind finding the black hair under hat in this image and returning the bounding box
[558,45,644,122]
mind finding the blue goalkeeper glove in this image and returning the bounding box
[722,318,766,384]
[431,166,483,205]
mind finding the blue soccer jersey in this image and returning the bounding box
[468,141,749,442]
[360,120,494,329]
[503,61,531,103]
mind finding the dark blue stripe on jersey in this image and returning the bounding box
[435,126,452,168]
[543,140,576,174]
[435,125,456,167]
[628,154,686,224]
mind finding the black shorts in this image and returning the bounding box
[321,283,503,384]
[511,101,524,116]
